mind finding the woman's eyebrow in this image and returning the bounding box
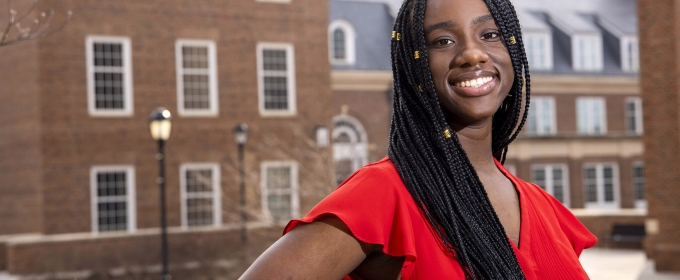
[424,15,495,36]
[471,14,494,26]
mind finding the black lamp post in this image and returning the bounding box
[149,107,172,280]
[233,123,248,243]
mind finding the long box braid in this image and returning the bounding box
[387,0,531,279]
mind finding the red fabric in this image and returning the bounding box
[284,157,597,279]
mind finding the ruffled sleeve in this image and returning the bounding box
[283,159,418,278]
[541,189,598,256]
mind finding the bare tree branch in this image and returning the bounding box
[0,0,72,47]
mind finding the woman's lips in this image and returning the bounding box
[449,76,498,97]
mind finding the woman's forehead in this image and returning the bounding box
[423,0,493,26]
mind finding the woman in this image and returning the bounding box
[241,0,597,278]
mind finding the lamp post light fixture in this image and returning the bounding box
[233,123,248,243]
[149,107,172,280]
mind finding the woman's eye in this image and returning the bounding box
[482,32,500,40]
[433,38,454,45]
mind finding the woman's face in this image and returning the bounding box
[423,0,514,127]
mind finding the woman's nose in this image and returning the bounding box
[452,40,490,68]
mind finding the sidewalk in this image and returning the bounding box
[580,248,680,280]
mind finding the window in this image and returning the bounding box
[572,35,603,71]
[531,165,569,206]
[180,163,221,227]
[257,43,296,116]
[577,97,607,135]
[583,163,619,209]
[86,36,133,116]
[621,37,639,72]
[90,166,136,232]
[328,20,356,65]
[523,32,553,70]
[261,161,299,222]
[527,97,556,135]
[625,97,643,135]
[333,115,368,186]
[176,40,218,116]
[632,162,646,209]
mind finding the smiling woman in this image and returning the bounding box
[240,0,597,279]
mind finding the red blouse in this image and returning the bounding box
[284,157,597,279]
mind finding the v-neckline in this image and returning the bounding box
[494,159,531,251]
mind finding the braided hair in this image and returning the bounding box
[387,0,531,279]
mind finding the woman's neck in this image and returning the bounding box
[450,118,498,174]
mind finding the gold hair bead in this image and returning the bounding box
[509,36,517,45]
[414,50,420,59]
[418,85,423,92]
[392,31,396,39]
[396,33,401,41]
[444,129,452,139]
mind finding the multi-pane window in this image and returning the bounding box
[261,161,299,222]
[632,162,645,208]
[527,97,556,135]
[577,97,607,135]
[333,116,368,186]
[180,164,221,227]
[176,40,218,116]
[531,165,569,206]
[583,163,619,209]
[328,20,356,65]
[90,166,135,232]
[257,43,296,115]
[621,37,639,72]
[573,35,603,71]
[524,32,553,70]
[625,97,643,135]
[86,36,133,116]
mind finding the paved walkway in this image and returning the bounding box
[580,248,680,280]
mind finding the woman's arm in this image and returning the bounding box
[240,216,376,279]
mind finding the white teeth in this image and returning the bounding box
[454,76,493,88]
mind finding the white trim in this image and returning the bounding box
[576,97,607,135]
[523,31,553,70]
[332,115,369,173]
[632,161,646,209]
[90,165,136,233]
[625,97,643,135]
[85,35,134,117]
[583,162,620,209]
[572,34,603,71]
[527,96,557,135]
[531,164,570,207]
[621,36,639,72]
[175,39,219,117]
[179,163,222,228]
[256,42,296,116]
[260,161,299,223]
[328,20,356,65]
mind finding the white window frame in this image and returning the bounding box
[621,36,639,72]
[260,161,299,223]
[527,96,557,136]
[531,164,570,207]
[625,97,643,135]
[90,165,136,233]
[175,39,219,116]
[523,32,553,70]
[257,42,297,116]
[572,34,603,71]
[328,20,356,65]
[632,162,646,209]
[583,163,620,209]
[576,97,607,135]
[179,163,222,228]
[85,35,134,117]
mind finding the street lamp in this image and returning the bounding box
[233,123,248,243]
[149,107,172,280]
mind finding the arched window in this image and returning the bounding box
[332,115,368,185]
[328,20,356,65]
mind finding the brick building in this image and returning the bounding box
[637,0,680,272]
[0,0,333,277]
[329,0,645,247]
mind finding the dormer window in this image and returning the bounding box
[328,20,356,65]
[572,34,603,71]
[523,32,553,70]
[621,36,639,72]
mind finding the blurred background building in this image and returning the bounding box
[1,0,679,278]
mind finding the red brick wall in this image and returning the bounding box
[638,0,680,272]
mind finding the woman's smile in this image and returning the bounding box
[448,70,498,97]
